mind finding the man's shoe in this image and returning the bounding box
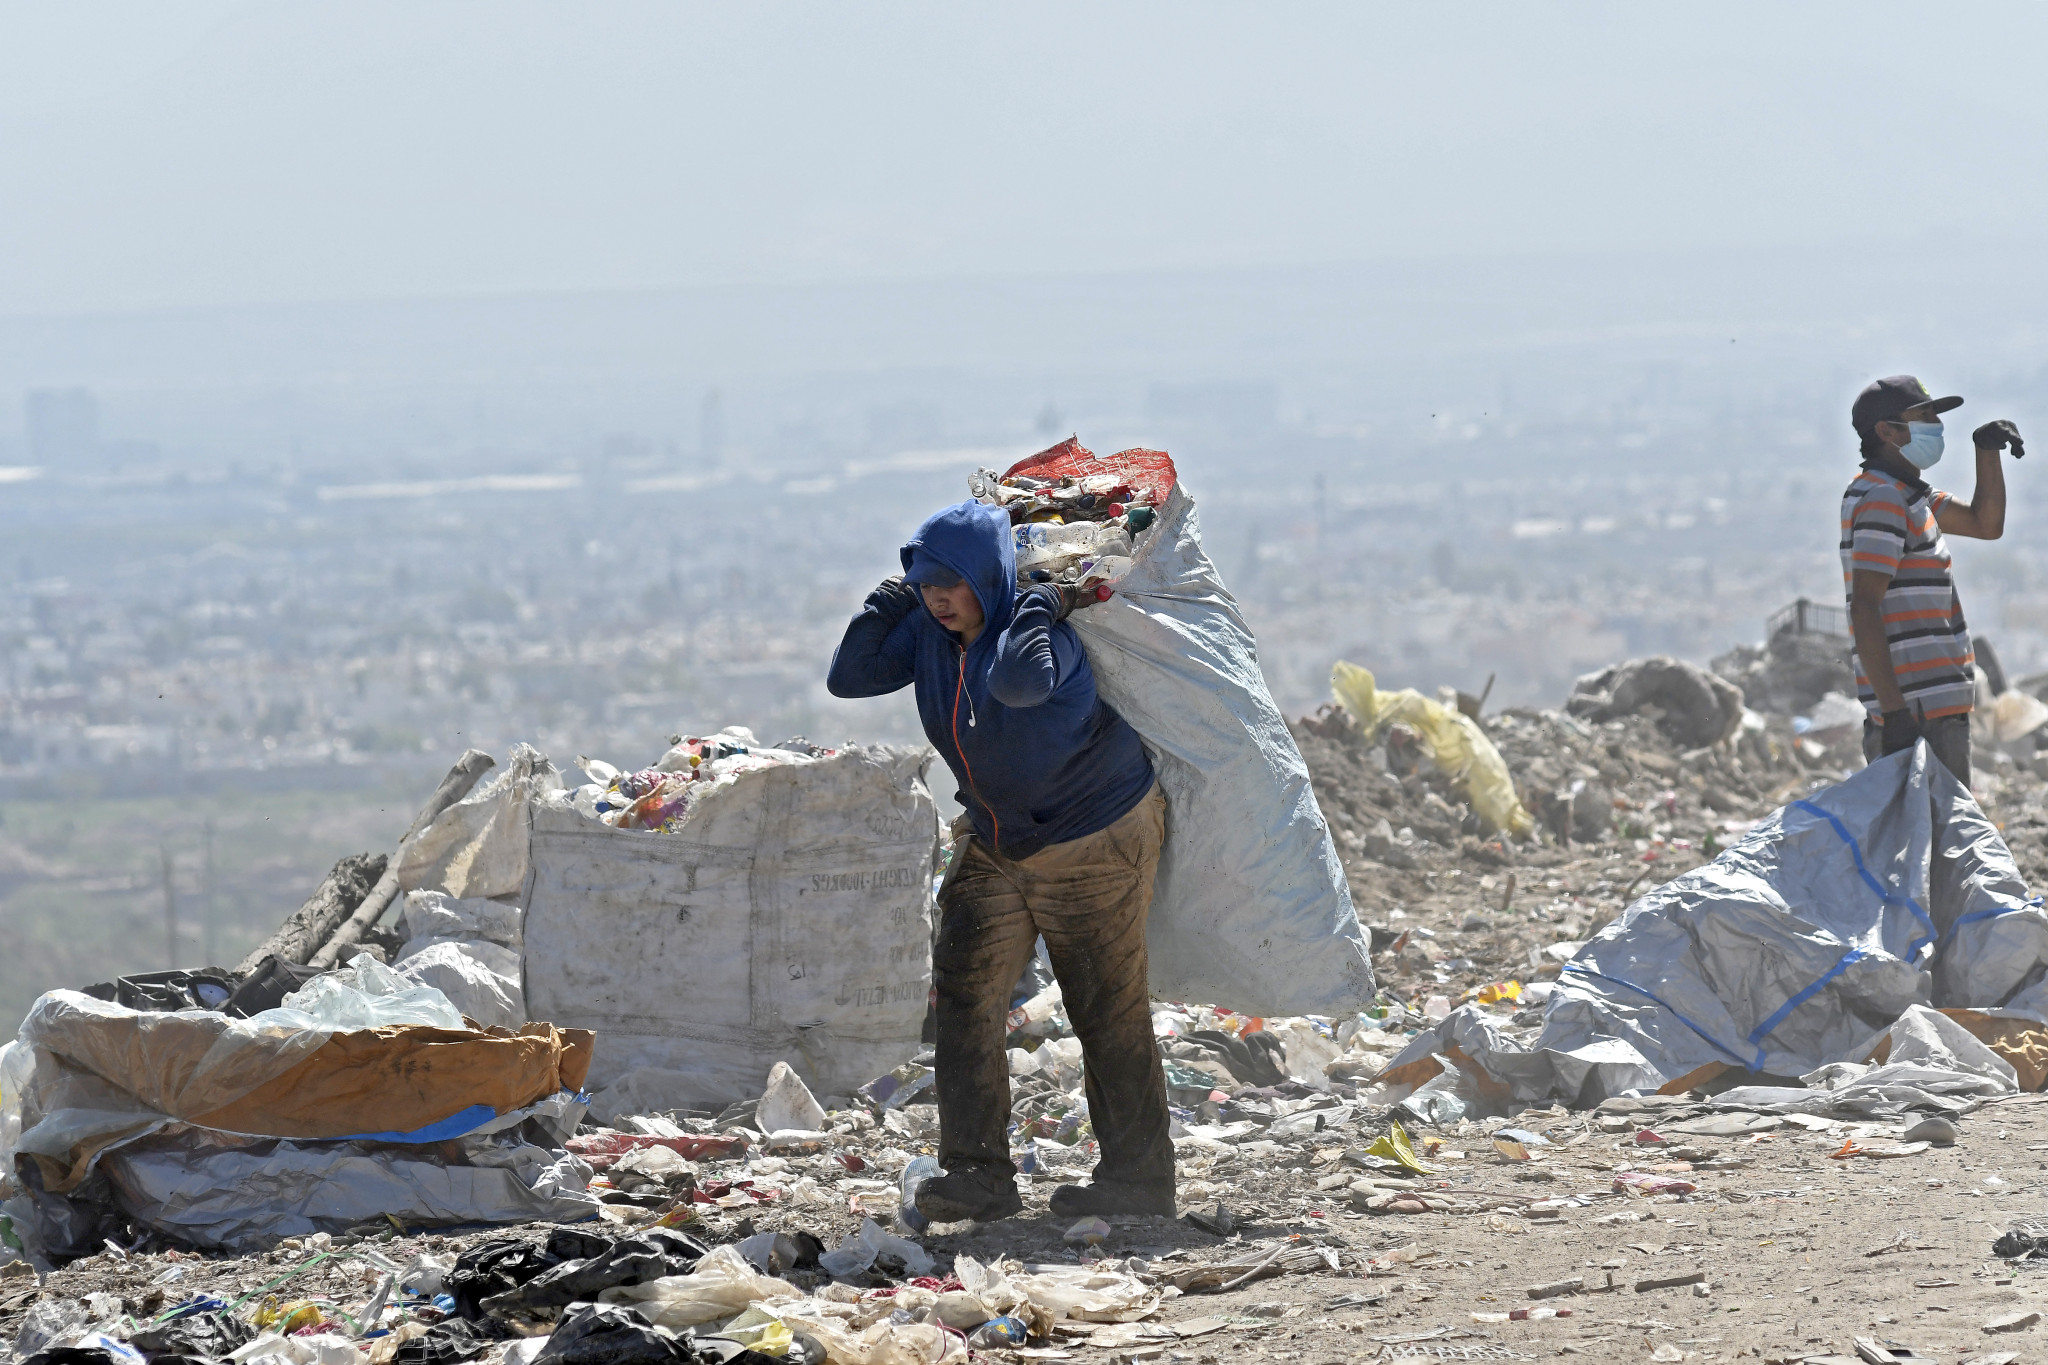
[1047,1180,1176,1218]
[914,1168,1024,1223]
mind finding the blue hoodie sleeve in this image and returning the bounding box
[988,584,1084,708]
[828,581,922,697]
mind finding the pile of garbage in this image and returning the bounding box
[1,952,597,1265]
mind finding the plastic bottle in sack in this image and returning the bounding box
[1006,982,1063,1035]
[898,1154,941,1233]
[1015,521,1127,571]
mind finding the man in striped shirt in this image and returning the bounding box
[1842,374,2026,787]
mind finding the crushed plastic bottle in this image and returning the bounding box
[969,1317,1029,1347]
[898,1154,941,1234]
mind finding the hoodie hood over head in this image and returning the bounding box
[900,501,1016,640]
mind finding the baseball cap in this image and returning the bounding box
[1852,375,1963,439]
[903,548,963,588]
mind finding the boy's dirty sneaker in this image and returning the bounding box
[1047,1180,1175,1218]
[913,1168,1024,1223]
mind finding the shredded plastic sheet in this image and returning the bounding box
[1331,661,1535,838]
[1027,449,1370,1016]
[1374,744,2048,1113]
[814,1218,936,1279]
[98,1115,597,1252]
[1003,1263,1162,1322]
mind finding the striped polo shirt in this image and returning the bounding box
[1839,466,1974,720]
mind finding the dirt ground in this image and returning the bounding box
[9,1089,2047,1364]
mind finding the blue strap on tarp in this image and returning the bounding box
[1791,799,1936,959]
[1746,947,1865,1050]
[1560,962,1761,1070]
[1938,895,2045,950]
[337,1103,497,1144]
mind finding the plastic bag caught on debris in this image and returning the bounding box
[816,1218,936,1280]
[13,1297,97,1357]
[774,1305,966,1365]
[271,953,467,1032]
[1331,662,1534,838]
[1712,1005,2019,1118]
[390,942,526,1030]
[954,1254,1024,1314]
[130,1310,259,1360]
[598,1245,803,1328]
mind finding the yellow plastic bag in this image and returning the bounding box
[1330,662,1534,838]
[1364,1119,1435,1174]
[715,1306,794,1357]
[1472,980,1521,1006]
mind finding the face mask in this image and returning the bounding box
[1901,420,1945,469]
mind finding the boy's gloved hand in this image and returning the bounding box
[1054,583,1110,621]
[1880,708,1921,756]
[867,575,923,622]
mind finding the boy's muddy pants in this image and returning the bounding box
[931,783,1174,1196]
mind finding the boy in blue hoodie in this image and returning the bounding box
[827,500,1174,1222]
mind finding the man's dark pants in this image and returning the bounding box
[931,783,1174,1196]
[1862,713,1971,788]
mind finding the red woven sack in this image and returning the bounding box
[1003,436,1177,508]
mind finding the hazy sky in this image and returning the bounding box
[4,2,2047,317]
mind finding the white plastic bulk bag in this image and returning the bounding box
[396,745,560,900]
[400,890,524,947]
[1070,481,1374,1015]
[522,745,938,1110]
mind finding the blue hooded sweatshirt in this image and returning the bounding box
[826,500,1155,861]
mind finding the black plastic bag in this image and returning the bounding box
[129,1311,258,1360]
[481,1229,707,1319]
[530,1305,698,1365]
[447,1230,613,1321]
[393,1318,502,1365]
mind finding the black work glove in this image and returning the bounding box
[1880,708,1921,756]
[1054,583,1110,621]
[1974,419,2026,459]
[865,575,922,623]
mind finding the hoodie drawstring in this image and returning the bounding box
[952,645,996,850]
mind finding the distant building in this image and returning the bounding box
[25,388,99,464]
